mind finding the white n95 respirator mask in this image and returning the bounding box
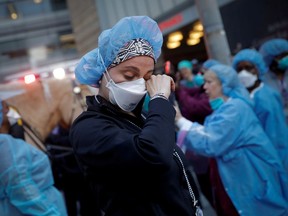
[105,76,147,112]
[238,70,257,88]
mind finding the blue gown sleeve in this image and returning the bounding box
[253,87,288,170]
[0,135,64,216]
[179,101,243,157]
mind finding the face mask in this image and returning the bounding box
[194,74,204,86]
[278,56,288,70]
[209,97,224,110]
[105,75,147,112]
[237,70,257,88]
[98,50,147,112]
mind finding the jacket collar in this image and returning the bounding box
[86,95,146,126]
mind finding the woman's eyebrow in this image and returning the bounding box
[122,66,154,74]
[122,66,140,73]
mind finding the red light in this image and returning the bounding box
[164,61,171,75]
[24,74,36,84]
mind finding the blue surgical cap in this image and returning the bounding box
[202,59,220,69]
[0,100,2,126]
[209,64,253,107]
[75,16,163,86]
[178,60,192,70]
[232,49,267,80]
[259,38,288,67]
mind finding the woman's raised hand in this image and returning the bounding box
[146,74,175,99]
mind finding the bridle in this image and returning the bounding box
[67,79,87,127]
[18,79,88,159]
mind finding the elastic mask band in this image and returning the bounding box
[98,49,112,84]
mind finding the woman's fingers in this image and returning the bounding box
[146,75,172,98]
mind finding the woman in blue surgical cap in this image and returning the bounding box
[259,38,288,123]
[201,59,220,72]
[233,48,288,171]
[0,100,67,216]
[70,16,202,216]
[175,64,288,216]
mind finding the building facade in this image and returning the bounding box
[1,0,287,81]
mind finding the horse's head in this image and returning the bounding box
[54,79,93,129]
[3,78,94,145]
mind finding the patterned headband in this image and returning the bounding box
[109,38,155,68]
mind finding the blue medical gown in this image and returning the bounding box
[252,83,288,170]
[0,134,67,216]
[179,98,288,215]
[264,70,288,123]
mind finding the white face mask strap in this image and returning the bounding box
[98,49,111,83]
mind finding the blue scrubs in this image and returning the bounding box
[178,98,288,215]
[0,134,67,216]
[251,83,288,170]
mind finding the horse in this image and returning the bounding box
[0,78,101,215]
[0,78,97,151]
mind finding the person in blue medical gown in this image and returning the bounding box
[175,64,288,216]
[259,38,288,123]
[232,48,288,170]
[0,100,67,216]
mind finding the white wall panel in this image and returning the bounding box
[96,0,192,30]
[159,0,175,13]
[134,0,151,16]
[120,0,139,16]
[104,0,120,27]
[96,0,235,33]
[113,0,126,20]
[145,0,162,17]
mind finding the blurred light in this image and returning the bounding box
[53,68,66,80]
[34,0,42,3]
[193,21,204,31]
[7,3,18,20]
[167,41,181,49]
[73,86,81,94]
[168,31,183,42]
[189,31,204,39]
[60,34,75,42]
[164,61,171,75]
[187,38,200,46]
[24,74,36,84]
[11,13,18,20]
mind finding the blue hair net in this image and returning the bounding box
[209,64,253,107]
[75,16,163,86]
[259,38,288,67]
[0,100,2,126]
[178,60,192,70]
[202,59,220,69]
[232,49,267,80]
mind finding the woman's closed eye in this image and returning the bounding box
[124,75,135,80]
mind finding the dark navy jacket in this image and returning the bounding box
[70,95,199,216]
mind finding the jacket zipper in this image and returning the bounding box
[173,151,203,216]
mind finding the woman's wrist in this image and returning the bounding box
[150,93,168,101]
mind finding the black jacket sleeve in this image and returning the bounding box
[70,98,176,181]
